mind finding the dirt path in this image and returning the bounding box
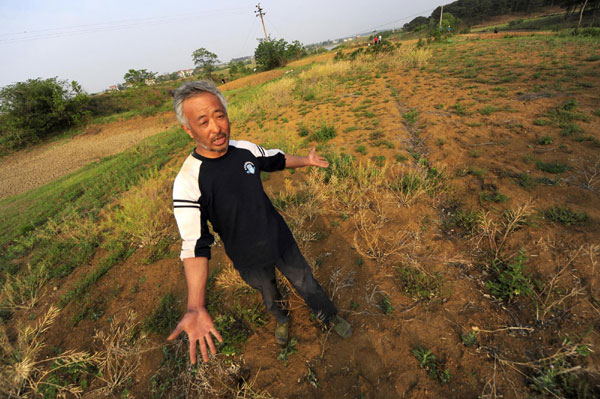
[0,113,178,199]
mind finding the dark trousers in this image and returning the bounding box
[236,243,337,324]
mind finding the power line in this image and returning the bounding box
[0,7,248,45]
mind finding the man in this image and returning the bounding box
[167,81,351,364]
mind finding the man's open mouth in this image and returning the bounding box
[212,135,226,145]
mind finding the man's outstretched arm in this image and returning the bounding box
[167,256,223,364]
[285,147,329,169]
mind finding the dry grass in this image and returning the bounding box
[1,262,48,312]
[478,202,534,260]
[533,244,598,325]
[229,77,296,124]
[105,168,173,247]
[306,160,387,214]
[0,306,96,398]
[91,310,148,397]
[215,262,252,295]
[262,77,296,107]
[578,157,600,192]
[328,267,356,301]
[393,46,433,68]
[388,165,434,207]
[353,207,411,262]
[151,339,273,399]
[298,60,353,82]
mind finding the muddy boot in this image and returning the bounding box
[332,315,352,339]
[275,321,289,346]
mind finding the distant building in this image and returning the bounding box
[177,69,195,78]
[109,85,119,92]
[144,79,156,86]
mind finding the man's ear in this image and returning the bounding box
[181,124,194,139]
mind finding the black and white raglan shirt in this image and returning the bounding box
[173,140,295,269]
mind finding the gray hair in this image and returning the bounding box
[173,81,228,128]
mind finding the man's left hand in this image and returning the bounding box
[306,147,329,168]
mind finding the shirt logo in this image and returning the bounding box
[244,161,256,175]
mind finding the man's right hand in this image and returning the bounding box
[167,307,223,364]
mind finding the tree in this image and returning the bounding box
[191,48,219,76]
[123,69,157,85]
[285,40,306,60]
[254,38,306,71]
[0,78,90,149]
[254,38,288,70]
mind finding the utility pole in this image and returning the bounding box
[439,5,444,28]
[255,3,269,42]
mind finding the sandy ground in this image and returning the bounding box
[0,113,178,199]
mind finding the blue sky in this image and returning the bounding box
[0,0,444,93]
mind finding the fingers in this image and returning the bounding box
[206,335,218,356]
[167,325,183,341]
[189,337,197,365]
[199,340,209,363]
[212,328,224,343]
[190,339,197,364]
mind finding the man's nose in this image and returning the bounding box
[207,118,220,134]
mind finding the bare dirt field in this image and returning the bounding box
[0,112,178,198]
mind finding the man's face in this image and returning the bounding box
[181,92,230,158]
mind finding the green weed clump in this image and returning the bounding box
[534,119,552,126]
[486,250,532,302]
[561,123,584,136]
[403,108,419,125]
[461,331,478,347]
[479,191,510,204]
[354,145,367,155]
[544,206,589,226]
[278,338,298,365]
[538,135,553,145]
[379,296,394,315]
[213,314,249,356]
[297,123,310,137]
[445,208,481,236]
[536,160,570,174]
[310,123,336,142]
[452,103,469,116]
[412,347,452,384]
[478,105,499,115]
[396,266,442,300]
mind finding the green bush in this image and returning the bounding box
[0,78,90,151]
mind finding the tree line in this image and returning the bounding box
[403,0,600,31]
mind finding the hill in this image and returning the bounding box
[1,31,599,399]
[404,0,600,32]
